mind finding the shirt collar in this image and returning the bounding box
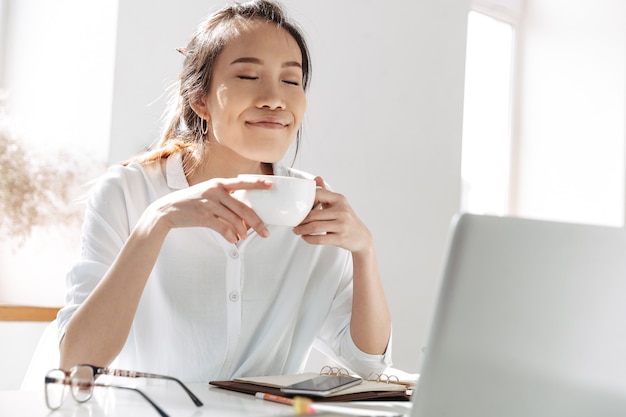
[166,152,190,190]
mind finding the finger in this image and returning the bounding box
[294,217,337,236]
[220,192,270,238]
[297,210,331,231]
[312,186,341,212]
[294,199,342,233]
[210,200,251,239]
[299,191,345,227]
[299,226,350,248]
[222,177,274,193]
[300,232,333,245]
[311,176,329,208]
[210,217,243,244]
[188,194,247,240]
[199,181,270,238]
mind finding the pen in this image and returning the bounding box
[255,392,315,414]
[255,392,294,405]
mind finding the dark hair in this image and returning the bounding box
[130,0,311,172]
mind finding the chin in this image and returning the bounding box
[249,147,293,164]
[231,137,295,164]
[258,154,288,164]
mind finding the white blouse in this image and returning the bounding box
[57,152,392,382]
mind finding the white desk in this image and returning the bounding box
[0,383,412,417]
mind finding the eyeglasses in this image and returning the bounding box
[44,364,203,417]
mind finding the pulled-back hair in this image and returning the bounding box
[129,0,311,173]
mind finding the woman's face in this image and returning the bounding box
[198,20,306,164]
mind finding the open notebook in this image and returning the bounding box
[411,214,626,417]
[210,366,413,402]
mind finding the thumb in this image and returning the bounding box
[314,176,326,189]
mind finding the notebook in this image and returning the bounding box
[411,213,626,417]
[209,366,413,402]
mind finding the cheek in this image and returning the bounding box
[206,84,237,123]
[213,84,229,108]
[292,94,307,125]
[205,100,237,140]
[208,120,236,145]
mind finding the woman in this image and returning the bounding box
[58,0,392,382]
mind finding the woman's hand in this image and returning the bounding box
[293,177,373,255]
[150,177,273,244]
[295,176,391,356]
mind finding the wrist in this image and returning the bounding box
[351,231,375,260]
[134,201,172,241]
[351,242,376,266]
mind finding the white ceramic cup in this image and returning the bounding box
[236,174,316,227]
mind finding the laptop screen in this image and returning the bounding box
[412,214,626,417]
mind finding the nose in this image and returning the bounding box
[256,80,285,110]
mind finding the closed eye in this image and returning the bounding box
[283,80,300,86]
[238,75,258,80]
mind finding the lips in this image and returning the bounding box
[247,121,287,128]
[246,115,291,128]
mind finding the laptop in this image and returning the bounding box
[411,213,626,417]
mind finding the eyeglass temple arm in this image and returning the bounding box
[112,386,170,417]
[92,366,204,407]
[141,373,203,407]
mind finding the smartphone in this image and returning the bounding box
[280,375,362,397]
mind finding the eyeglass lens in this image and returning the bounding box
[44,369,67,410]
[70,365,95,403]
[45,365,96,409]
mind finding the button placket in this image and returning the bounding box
[221,244,243,374]
[227,247,240,304]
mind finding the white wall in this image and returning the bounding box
[0,322,48,390]
[108,2,207,163]
[290,0,468,371]
[511,0,626,226]
[109,0,469,372]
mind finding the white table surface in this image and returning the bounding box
[0,382,412,417]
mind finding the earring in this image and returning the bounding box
[201,117,208,135]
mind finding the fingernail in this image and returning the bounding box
[260,228,270,238]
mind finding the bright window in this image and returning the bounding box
[0,0,115,306]
[461,11,514,215]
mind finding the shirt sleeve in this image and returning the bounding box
[314,253,393,378]
[56,165,135,342]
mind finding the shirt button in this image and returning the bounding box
[230,250,239,259]
[229,291,240,302]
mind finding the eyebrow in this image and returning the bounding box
[230,57,302,69]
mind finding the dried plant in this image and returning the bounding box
[0,102,98,247]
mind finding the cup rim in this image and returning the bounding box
[237,174,314,182]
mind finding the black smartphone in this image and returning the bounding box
[280,375,362,397]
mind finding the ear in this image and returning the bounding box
[189,95,211,121]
